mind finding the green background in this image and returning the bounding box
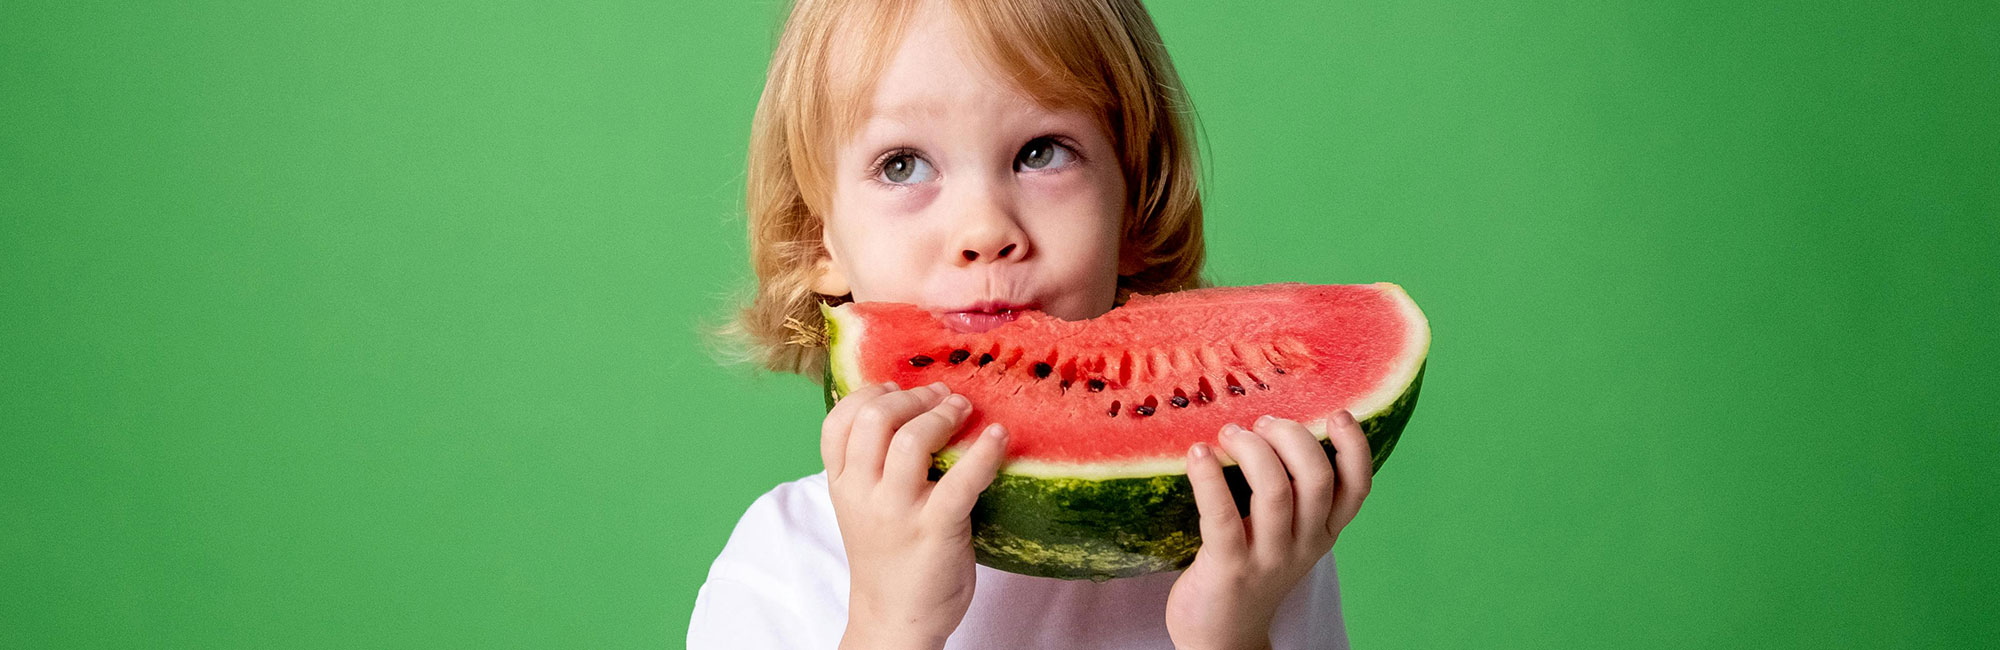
[4,0,1995,647]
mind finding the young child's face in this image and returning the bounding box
[816,2,1129,333]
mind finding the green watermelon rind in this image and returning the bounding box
[940,362,1423,580]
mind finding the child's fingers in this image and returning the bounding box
[821,382,896,479]
[1185,439,1246,557]
[845,383,949,484]
[926,423,1008,525]
[1254,415,1337,543]
[883,393,973,497]
[1219,421,1294,555]
[1325,410,1374,539]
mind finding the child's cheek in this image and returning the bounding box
[1022,165,1121,225]
[867,183,940,220]
[1021,165,1089,194]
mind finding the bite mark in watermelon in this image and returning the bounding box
[822,282,1429,580]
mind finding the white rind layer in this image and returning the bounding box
[824,283,1431,480]
[824,302,866,399]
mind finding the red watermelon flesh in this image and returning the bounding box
[824,282,1429,478]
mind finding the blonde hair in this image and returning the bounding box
[729,0,1207,378]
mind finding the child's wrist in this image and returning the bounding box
[840,619,946,650]
[1169,614,1275,650]
[1172,637,1272,650]
[842,601,952,650]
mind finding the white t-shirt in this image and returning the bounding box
[689,471,1351,649]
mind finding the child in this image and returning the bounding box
[691,0,1374,647]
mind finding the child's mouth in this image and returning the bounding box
[940,309,1020,333]
[938,301,1037,333]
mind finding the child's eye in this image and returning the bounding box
[875,152,936,185]
[1015,137,1078,171]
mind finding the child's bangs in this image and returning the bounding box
[951,0,1130,130]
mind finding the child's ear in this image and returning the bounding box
[810,253,851,297]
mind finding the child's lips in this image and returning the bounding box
[938,300,1037,333]
[940,310,1021,333]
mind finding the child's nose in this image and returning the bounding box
[961,242,1017,263]
[950,186,1030,266]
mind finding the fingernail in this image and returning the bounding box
[1190,442,1210,459]
[1221,423,1243,438]
[1254,414,1275,428]
[986,423,1008,440]
[928,381,949,393]
[880,381,898,390]
[944,394,970,411]
[1340,410,1356,425]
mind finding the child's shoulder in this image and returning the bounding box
[729,470,837,539]
[745,471,835,534]
[706,471,846,581]
[690,472,849,645]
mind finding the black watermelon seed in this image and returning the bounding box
[1228,384,1247,396]
[1254,380,1269,390]
[978,353,994,366]
[1170,395,1190,408]
[1059,379,1073,393]
[1108,401,1121,417]
[1272,366,1287,375]
[1087,379,1106,392]
[1032,362,1053,379]
[1135,404,1156,416]
[909,355,934,367]
[948,349,970,364]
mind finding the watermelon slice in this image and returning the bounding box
[821,282,1429,580]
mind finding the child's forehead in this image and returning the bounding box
[821,11,1103,145]
[821,3,991,112]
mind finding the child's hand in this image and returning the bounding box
[1164,411,1372,650]
[821,381,1009,650]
